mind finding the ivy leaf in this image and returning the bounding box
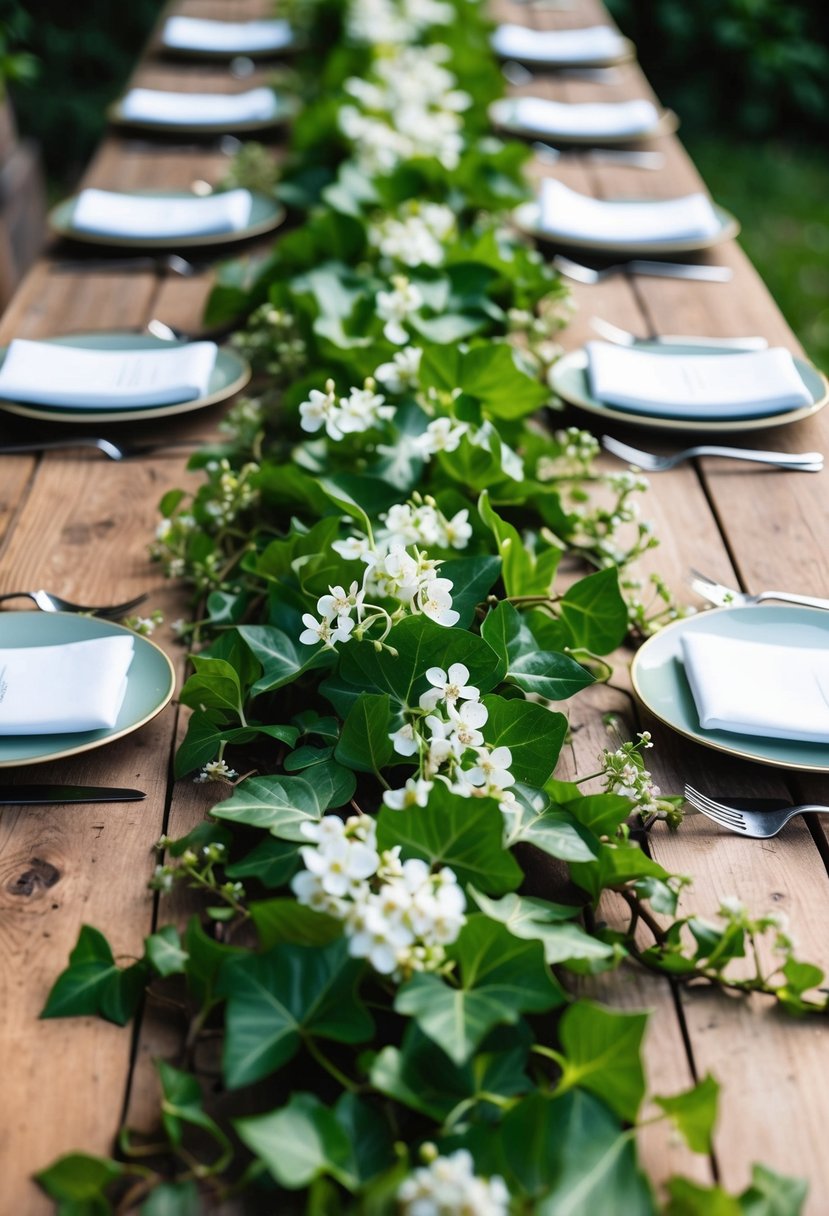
[40,925,147,1027]
[238,624,335,695]
[569,840,671,901]
[300,757,357,810]
[335,692,393,774]
[36,1153,123,1203]
[145,926,188,978]
[183,917,243,1012]
[437,555,501,627]
[178,656,245,719]
[157,1061,231,1163]
[211,774,321,840]
[563,792,635,838]
[395,915,564,1064]
[655,1074,720,1155]
[218,939,373,1087]
[739,1164,808,1216]
[480,599,536,667]
[225,838,300,889]
[558,1001,647,1123]
[377,785,522,893]
[174,714,299,779]
[140,1181,201,1216]
[504,787,599,864]
[333,1093,397,1188]
[482,693,567,786]
[558,567,629,655]
[235,1094,354,1191]
[469,888,616,967]
[478,493,560,596]
[458,343,549,419]
[665,1178,742,1216]
[506,648,595,701]
[250,899,342,949]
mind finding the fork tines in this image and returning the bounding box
[684,785,748,830]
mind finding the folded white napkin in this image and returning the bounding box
[681,631,829,743]
[492,96,659,138]
[539,179,722,244]
[120,86,278,126]
[0,635,134,735]
[491,23,625,65]
[586,342,813,419]
[0,340,218,409]
[162,16,293,54]
[72,188,253,239]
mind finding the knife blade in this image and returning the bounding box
[0,785,146,805]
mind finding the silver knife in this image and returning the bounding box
[0,785,145,805]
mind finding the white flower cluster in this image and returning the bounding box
[346,0,454,44]
[416,415,525,481]
[376,275,423,345]
[369,201,456,268]
[337,494,473,561]
[602,732,663,815]
[374,345,422,393]
[339,44,471,173]
[298,377,395,441]
[398,1149,510,1216]
[384,664,516,809]
[291,813,466,976]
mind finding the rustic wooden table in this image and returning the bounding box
[1,0,827,1210]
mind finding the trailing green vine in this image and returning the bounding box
[37,1,822,1213]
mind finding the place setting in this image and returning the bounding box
[490,94,677,146]
[490,22,634,68]
[108,84,300,136]
[159,15,298,60]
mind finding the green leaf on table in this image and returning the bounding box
[157,1061,230,1162]
[395,915,564,1064]
[182,917,243,1012]
[335,692,393,773]
[178,656,245,719]
[250,899,342,949]
[478,494,560,596]
[333,1093,397,1188]
[655,1073,720,1155]
[469,889,616,968]
[225,838,300,889]
[238,624,335,694]
[377,785,522,893]
[40,925,147,1026]
[506,647,595,701]
[211,774,321,840]
[482,693,567,786]
[219,938,372,1087]
[665,1178,742,1216]
[235,1093,352,1190]
[165,820,233,858]
[504,787,599,864]
[36,1153,123,1203]
[569,839,671,901]
[457,343,549,419]
[140,1181,201,1216]
[563,792,635,838]
[739,1164,808,1216]
[145,926,188,978]
[557,567,629,654]
[302,757,357,810]
[174,713,298,779]
[283,744,334,771]
[437,554,501,627]
[480,599,535,668]
[557,1000,647,1123]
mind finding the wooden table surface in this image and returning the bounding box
[1,0,827,1209]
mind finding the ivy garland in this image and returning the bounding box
[38,1,822,1213]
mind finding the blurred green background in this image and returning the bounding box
[1,0,827,366]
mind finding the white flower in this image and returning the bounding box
[298,384,337,434]
[298,612,355,648]
[332,535,372,561]
[382,777,434,810]
[390,722,420,757]
[466,745,516,792]
[447,698,488,749]
[415,416,467,456]
[193,758,238,784]
[347,901,414,973]
[417,576,459,627]
[442,508,473,549]
[376,276,423,345]
[419,662,479,711]
[398,1150,510,1216]
[299,835,379,898]
[374,345,422,393]
[317,582,363,621]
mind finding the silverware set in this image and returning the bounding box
[685,786,829,839]
[687,568,829,611]
[553,254,732,284]
[590,316,767,350]
[0,437,205,461]
[0,588,149,616]
[601,434,823,473]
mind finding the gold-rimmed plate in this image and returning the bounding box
[514,198,739,256]
[549,342,828,433]
[490,101,678,146]
[0,613,175,768]
[631,604,829,772]
[0,332,251,425]
[49,190,285,251]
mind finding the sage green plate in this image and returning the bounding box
[514,198,740,256]
[631,604,829,772]
[549,342,828,433]
[0,612,175,768]
[490,101,678,146]
[0,331,251,424]
[49,190,285,250]
[107,91,300,135]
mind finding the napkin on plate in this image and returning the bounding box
[71,188,253,239]
[492,97,660,139]
[585,341,813,419]
[491,23,626,65]
[539,179,722,244]
[120,86,278,126]
[0,339,218,409]
[162,16,293,54]
[681,631,829,743]
[0,635,134,734]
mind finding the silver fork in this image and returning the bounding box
[687,568,829,611]
[601,435,823,473]
[591,316,768,350]
[684,785,829,839]
[0,589,149,617]
[553,254,732,284]
[0,438,205,461]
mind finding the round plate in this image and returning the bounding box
[107,92,300,136]
[491,102,678,146]
[0,612,175,768]
[494,35,635,69]
[550,342,829,433]
[0,331,251,424]
[49,190,285,250]
[514,198,739,256]
[631,604,829,772]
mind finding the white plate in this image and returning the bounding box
[491,102,678,146]
[0,332,250,425]
[632,604,829,772]
[0,613,175,768]
[514,197,739,256]
[549,342,828,433]
[108,92,299,136]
